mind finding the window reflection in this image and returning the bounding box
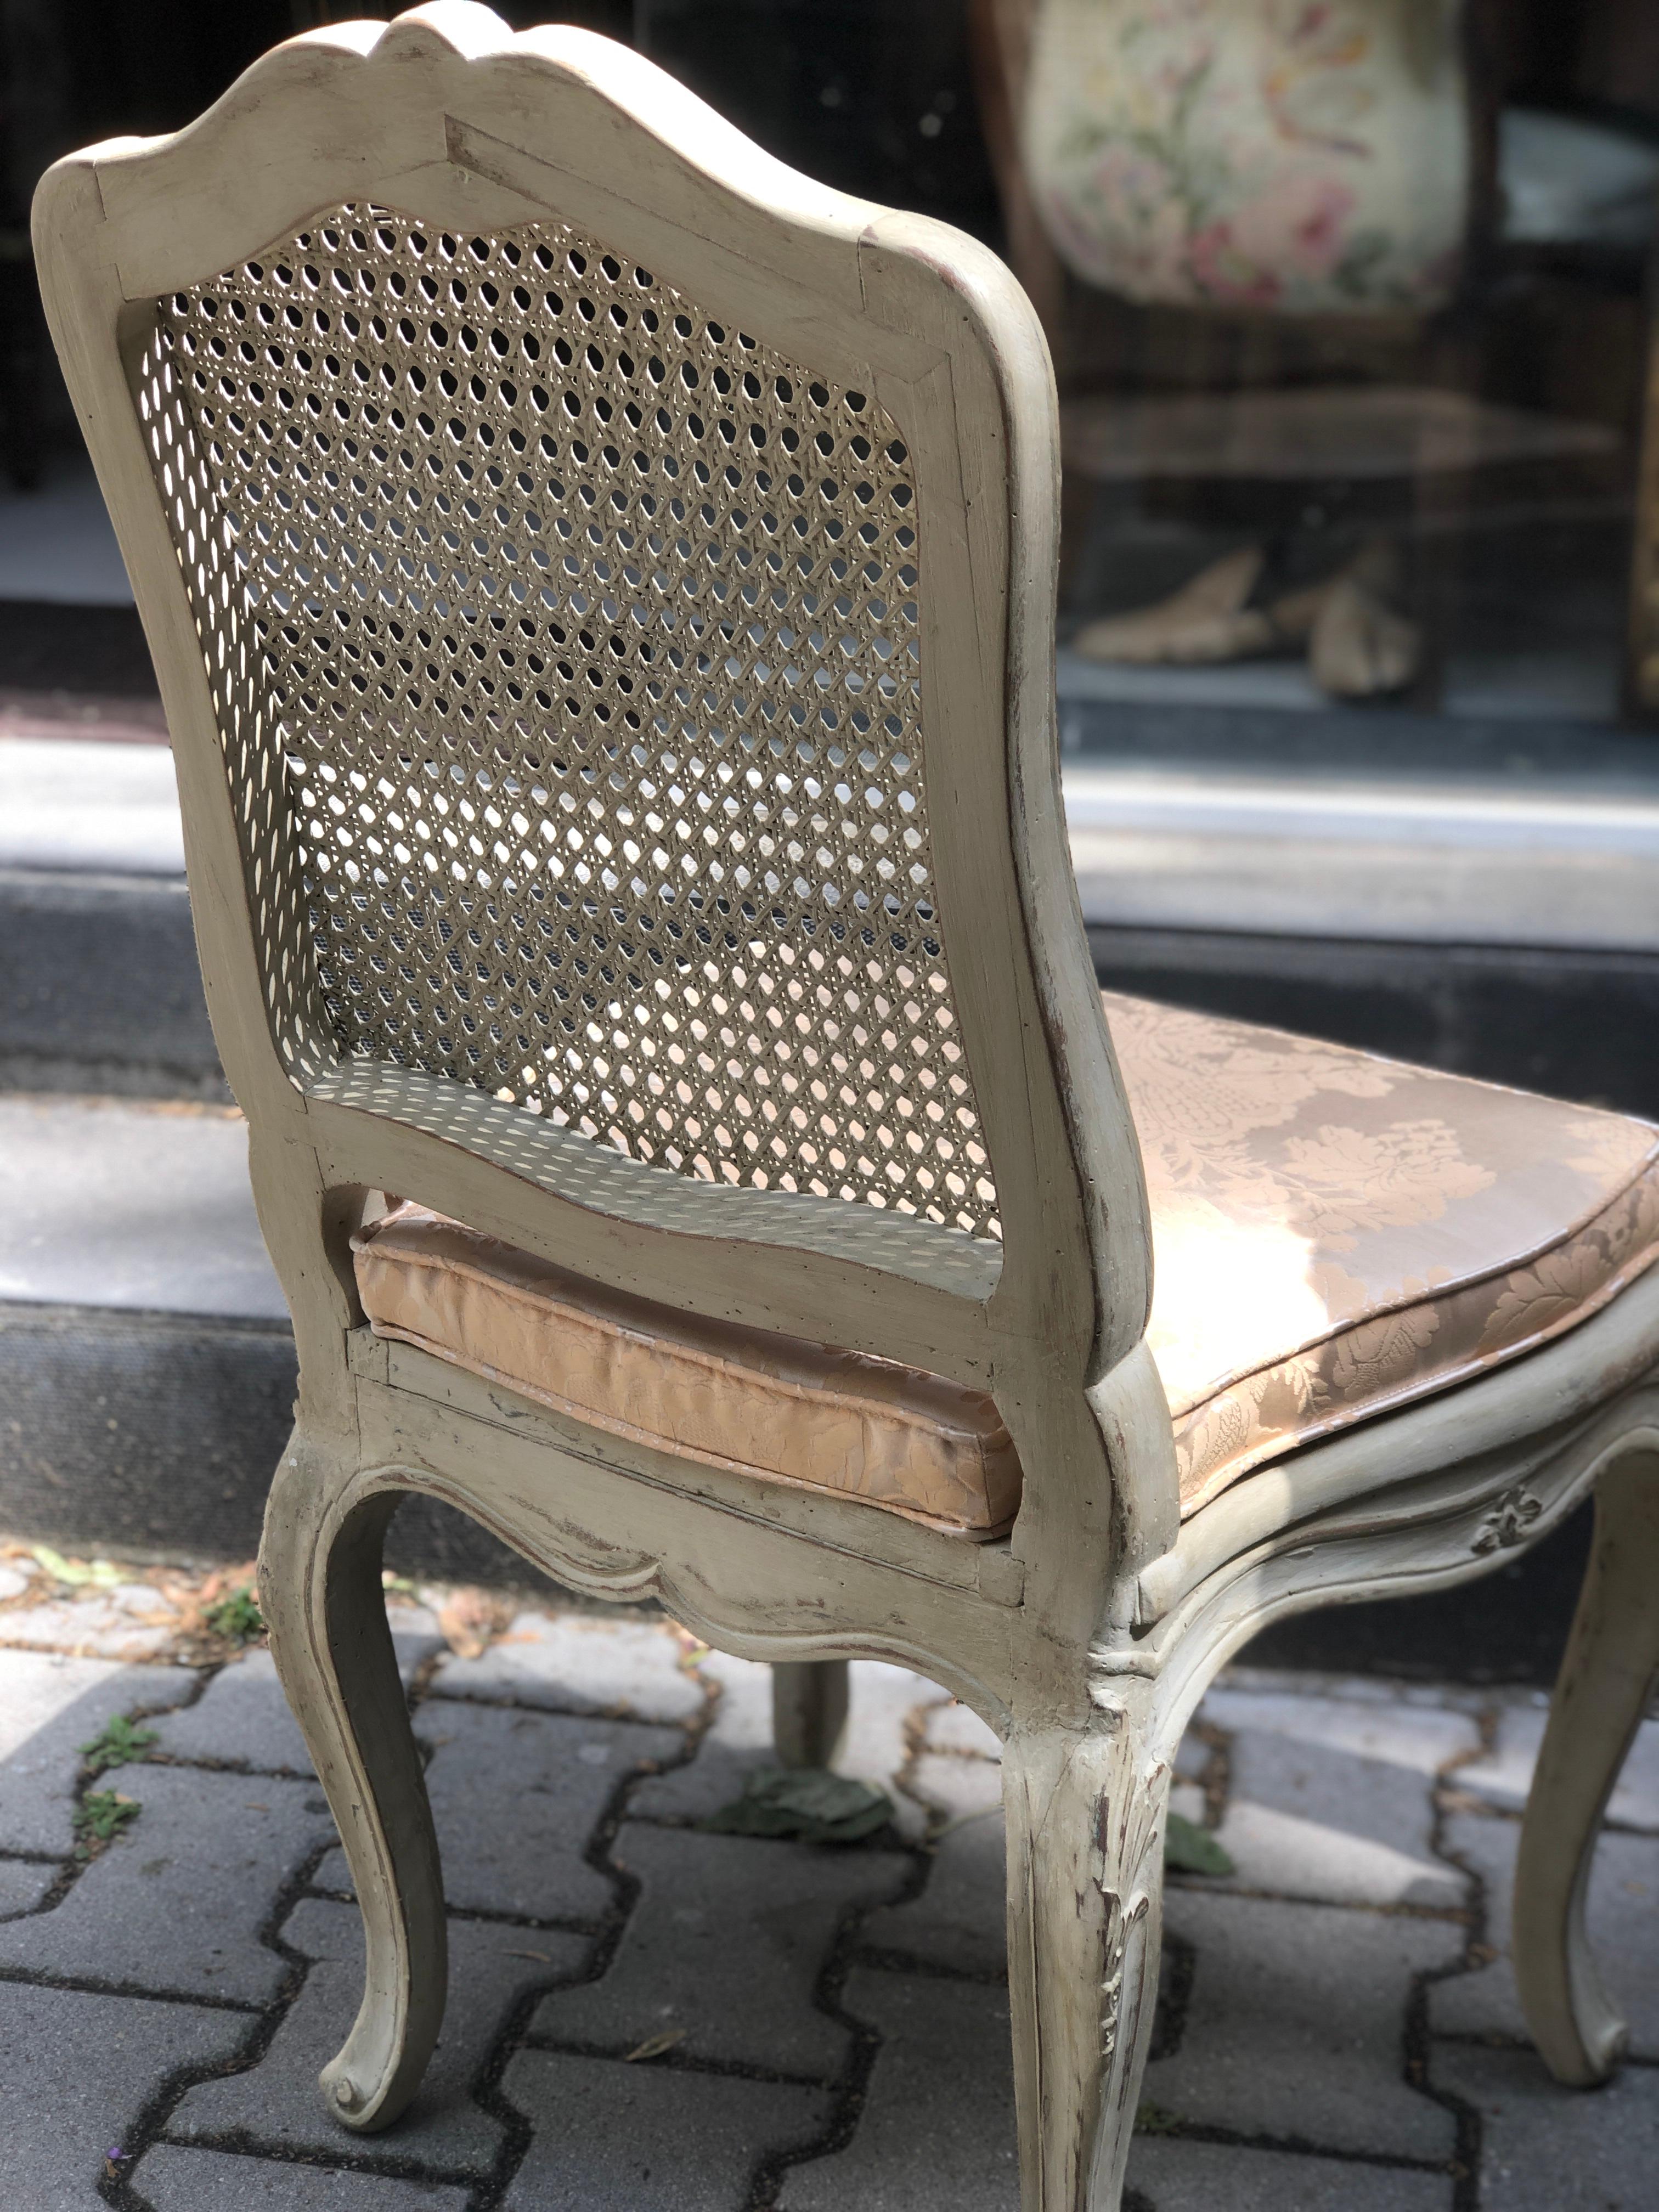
[973,0,1659,741]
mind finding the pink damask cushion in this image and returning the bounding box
[352,995,1659,1536]
[1105,993,1659,1511]
[352,1205,1023,1537]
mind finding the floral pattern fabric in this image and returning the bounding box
[1103,993,1659,1512]
[1023,0,1473,313]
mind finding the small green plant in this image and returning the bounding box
[204,1585,264,1643]
[1164,1810,1235,1877]
[74,1790,139,1857]
[79,1715,158,1775]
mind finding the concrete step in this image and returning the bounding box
[0,1096,537,1587]
[0,736,221,1096]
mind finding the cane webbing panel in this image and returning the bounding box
[137,204,999,1241]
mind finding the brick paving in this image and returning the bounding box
[1,1545,1655,2209]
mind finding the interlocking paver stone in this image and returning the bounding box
[1430,1810,1659,2056]
[153,1629,445,1775]
[0,1581,188,1661]
[430,1611,703,1721]
[0,1857,59,1912]
[533,1823,909,2076]
[501,2047,830,2210]
[315,1706,681,1925]
[1146,1890,1463,2159]
[8,1599,1658,2208]
[1125,2136,1453,2209]
[919,1697,1002,1760]
[0,1764,332,2002]
[150,1652,315,1775]
[135,2144,471,2209]
[1432,2040,1659,2207]
[839,1661,947,1793]
[1195,1686,1476,1908]
[862,1752,1006,1977]
[629,1653,935,1836]
[1458,1704,1659,1830]
[2,1980,249,2210]
[0,1648,194,1853]
[778,1966,1015,2212]
[170,1898,587,2171]
[619,1647,773,1819]
[1201,1685,1479,1778]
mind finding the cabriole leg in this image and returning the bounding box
[1003,1712,1171,2211]
[771,1658,850,1768]
[259,1440,446,2132]
[1515,1448,1659,2085]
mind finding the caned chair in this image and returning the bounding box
[35,7,1659,2204]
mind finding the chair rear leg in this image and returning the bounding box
[1515,1449,1659,2085]
[771,1659,850,1768]
[259,1441,447,2132]
[1004,1717,1171,2211]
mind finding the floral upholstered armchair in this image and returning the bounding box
[1022,0,1476,315]
[970,0,1520,698]
[34,8,1659,2207]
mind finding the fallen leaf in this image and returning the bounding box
[1164,1812,1234,1877]
[624,2028,686,2063]
[501,1948,552,1964]
[30,1545,122,1589]
[698,1767,893,1846]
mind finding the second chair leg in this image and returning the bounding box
[259,1443,447,2133]
[1004,1717,1172,2211]
[1515,1448,1659,2085]
[771,1658,850,1768]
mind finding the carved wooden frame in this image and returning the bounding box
[33,8,1659,2205]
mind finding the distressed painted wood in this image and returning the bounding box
[1004,1706,1171,2211]
[31,7,1659,2202]
[1514,1444,1659,2084]
[257,1435,447,2131]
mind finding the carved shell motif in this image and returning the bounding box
[1094,1756,1170,2066]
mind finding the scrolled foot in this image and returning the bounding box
[260,1444,447,2134]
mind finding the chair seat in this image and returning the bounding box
[352,1205,1023,1537]
[353,996,1659,1536]
[1105,992,1659,1512]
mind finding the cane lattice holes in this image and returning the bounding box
[138,206,998,1239]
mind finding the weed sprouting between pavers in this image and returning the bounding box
[72,1791,140,1858]
[80,1716,159,1776]
[201,1587,264,1645]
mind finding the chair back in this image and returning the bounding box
[34,2,1152,1446]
